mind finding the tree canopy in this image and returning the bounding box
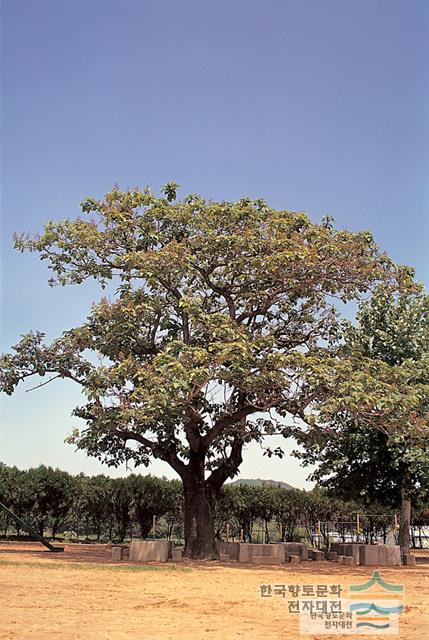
[0,183,417,557]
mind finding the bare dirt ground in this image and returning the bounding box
[0,542,428,640]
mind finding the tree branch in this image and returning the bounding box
[206,435,244,491]
[192,265,236,319]
[201,405,256,447]
[114,429,187,476]
[25,374,61,392]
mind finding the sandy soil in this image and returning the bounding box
[0,542,428,640]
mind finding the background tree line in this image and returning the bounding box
[1,464,428,547]
[0,464,182,543]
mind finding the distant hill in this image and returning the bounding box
[229,478,294,491]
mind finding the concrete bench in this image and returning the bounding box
[219,541,240,561]
[330,543,361,564]
[129,540,173,562]
[359,545,401,566]
[281,542,308,560]
[239,543,285,564]
[171,547,184,561]
[111,545,126,561]
[287,554,301,564]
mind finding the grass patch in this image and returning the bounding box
[0,559,192,573]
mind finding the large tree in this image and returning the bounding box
[0,184,408,558]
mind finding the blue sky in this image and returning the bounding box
[1,0,428,487]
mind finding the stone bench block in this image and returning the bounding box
[310,549,325,561]
[219,553,230,562]
[341,544,360,564]
[342,556,354,566]
[330,543,361,564]
[359,545,401,566]
[239,543,285,563]
[336,555,346,563]
[288,554,301,564]
[281,542,308,560]
[219,541,240,561]
[129,540,173,562]
[326,551,337,561]
[171,547,184,561]
[111,546,124,561]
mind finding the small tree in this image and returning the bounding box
[297,287,429,555]
[0,465,16,535]
[0,185,408,558]
[81,475,113,540]
[129,474,174,538]
[110,477,134,543]
[233,484,263,543]
[26,466,74,538]
[298,489,332,546]
[274,488,306,542]
[3,468,34,536]
[347,287,429,555]
[214,484,240,540]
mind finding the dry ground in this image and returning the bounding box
[0,542,428,640]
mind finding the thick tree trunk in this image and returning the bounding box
[399,472,412,556]
[181,447,221,559]
[183,477,218,559]
[171,425,244,559]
